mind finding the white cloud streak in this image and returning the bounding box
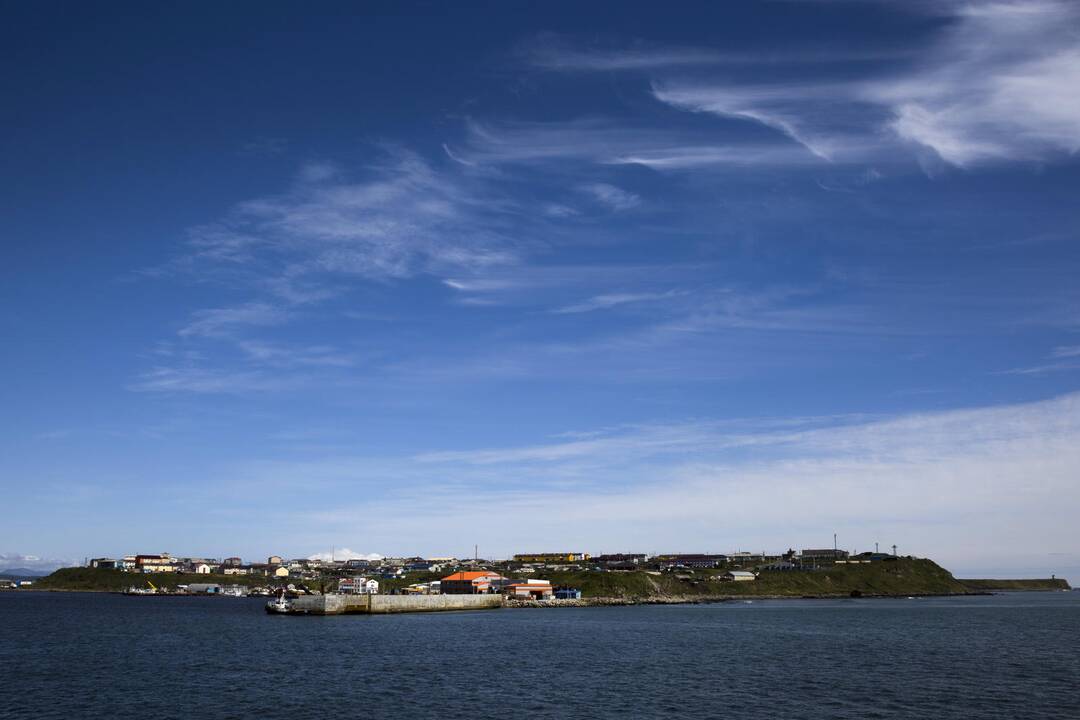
[128,367,303,394]
[579,183,641,211]
[650,1,1080,167]
[552,291,681,314]
[178,302,290,338]
[523,36,909,72]
[453,118,820,169]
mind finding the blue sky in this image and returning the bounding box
[3,1,1079,580]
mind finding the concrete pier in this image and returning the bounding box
[286,593,504,615]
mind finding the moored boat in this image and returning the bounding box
[265,591,292,614]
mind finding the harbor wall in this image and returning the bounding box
[290,593,503,615]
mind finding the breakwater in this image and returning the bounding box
[287,593,503,614]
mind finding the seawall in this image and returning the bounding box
[288,593,503,615]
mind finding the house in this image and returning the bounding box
[799,549,849,565]
[273,566,290,578]
[512,552,590,563]
[505,579,554,600]
[338,577,379,594]
[267,555,284,566]
[722,571,757,582]
[554,587,582,600]
[440,571,504,594]
[194,564,213,574]
[221,557,243,568]
[136,554,177,573]
[89,558,119,569]
[593,553,648,566]
[657,554,727,569]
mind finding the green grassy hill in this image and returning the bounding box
[959,578,1071,591]
[31,567,270,592]
[540,559,971,599]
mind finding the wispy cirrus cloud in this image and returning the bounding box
[650,82,876,162]
[435,264,726,322]
[1051,345,1080,359]
[522,34,908,72]
[128,366,305,394]
[873,0,1080,165]
[179,302,291,338]
[649,1,1080,167]
[580,183,640,211]
[450,118,821,169]
[137,148,532,392]
[552,291,682,315]
[235,341,355,368]
[168,147,522,293]
[997,343,1080,375]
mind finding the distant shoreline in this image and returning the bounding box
[9,588,1052,603]
[12,561,1071,602]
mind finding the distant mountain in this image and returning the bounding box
[0,567,51,578]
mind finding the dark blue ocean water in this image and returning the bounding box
[1,591,1077,719]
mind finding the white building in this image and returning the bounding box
[338,577,379,594]
[505,579,554,599]
[723,571,757,582]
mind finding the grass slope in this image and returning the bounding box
[959,578,1071,591]
[32,568,269,592]
[542,559,970,599]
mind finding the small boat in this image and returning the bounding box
[265,591,292,614]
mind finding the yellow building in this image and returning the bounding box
[135,554,177,573]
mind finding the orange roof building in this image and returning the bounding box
[440,570,504,594]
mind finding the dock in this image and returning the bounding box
[284,593,504,615]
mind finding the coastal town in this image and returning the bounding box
[0,546,899,599]
[3,546,1071,613]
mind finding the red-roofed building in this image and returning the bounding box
[440,570,504,594]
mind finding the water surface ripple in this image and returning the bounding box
[2,591,1077,719]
